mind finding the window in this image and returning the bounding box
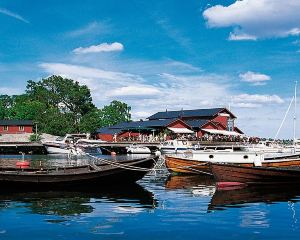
[3,126,8,131]
[19,126,24,131]
[227,119,234,131]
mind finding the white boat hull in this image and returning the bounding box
[127,147,151,154]
[45,146,70,154]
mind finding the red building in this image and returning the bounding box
[0,120,34,134]
[95,108,243,141]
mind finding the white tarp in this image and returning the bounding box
[202,128,242,136]
[167,127,194,134]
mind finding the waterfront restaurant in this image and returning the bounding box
[95,107,243,142]
[0,120,34,134]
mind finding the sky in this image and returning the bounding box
[1,0,300,138]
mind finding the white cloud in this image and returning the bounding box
[232,94,284,104]
[231,102,261,108]
[107,86,161,98]
[228,33,257,41]
[0,87,23,95]
[66,21,111,37]
[0,7,29,23]
[239,71,271,86]
[203,0,300,40]
[39,63,157,102]
[73,42,124,54]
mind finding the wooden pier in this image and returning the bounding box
[0,142,47,155]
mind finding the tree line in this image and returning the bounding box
[0,75,131,136]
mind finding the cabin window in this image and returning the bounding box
[3,126,8,131]
[19,126,24,131]
[243,155,249,159]
[209,155,214,159]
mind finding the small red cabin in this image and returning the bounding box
[0,120,34,134]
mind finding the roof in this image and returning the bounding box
[184,119,210,129]
[0,120,34,126]
[95,119,182,134]
[95,127,123,135]
[147,108,229,120]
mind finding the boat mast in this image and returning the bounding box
[294,81,297,145]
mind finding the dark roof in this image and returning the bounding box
[185,119,210,129]
[95,119,180,134]
[0,120,34,126]
[95,127,123,135]
[147,108,226,120]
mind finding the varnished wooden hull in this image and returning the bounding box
[165,156,211,174]
[210,163,300,184]
[165,155,300,175]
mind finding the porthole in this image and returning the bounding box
[244,155,249,159]
[209,155,214,159]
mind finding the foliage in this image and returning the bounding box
[29,134,42,142]
[100,100,131,127]
[0,95,13,119]
[0,76,132,136]
[78,109,103,133]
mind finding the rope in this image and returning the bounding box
[86,153,160,172]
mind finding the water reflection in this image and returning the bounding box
[0,183,156,217]
[165,174,300,212]
[209,185,300,211]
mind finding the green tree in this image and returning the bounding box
[0,95,13,119]
[78,109,103,133]
[100,100,131,127]
[8,94,46,120]
[26,75,96,133]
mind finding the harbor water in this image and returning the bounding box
[0,154,300,239]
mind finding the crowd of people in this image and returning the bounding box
[114,131,292,144]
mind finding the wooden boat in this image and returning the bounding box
[0,156,158,191]
[210,162,300,184]
[165,153,300,175]
[165,155,211,174]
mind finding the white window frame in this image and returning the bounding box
[19,126,25,131]
[3,126,8,131]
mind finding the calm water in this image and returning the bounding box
[0,154,300,239]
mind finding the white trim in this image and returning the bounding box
[202,128,241,136]
[167,127,194,134]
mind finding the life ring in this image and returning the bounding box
[16,161,30,168]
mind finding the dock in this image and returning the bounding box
[0,142,47,155]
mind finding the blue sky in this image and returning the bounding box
[1,0,300,138]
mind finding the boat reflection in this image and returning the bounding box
[165,174,216,196]
[165,174,300,212]
[0,183,156,216]
[209,185,300,211]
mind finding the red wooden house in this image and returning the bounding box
[0,120,34,134]
[95,108,243,141]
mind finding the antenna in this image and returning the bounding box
[294,81,297,145]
